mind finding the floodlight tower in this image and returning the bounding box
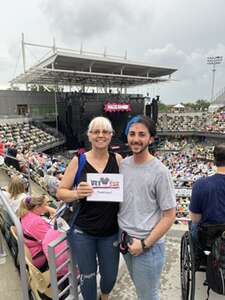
[207,56,223,101]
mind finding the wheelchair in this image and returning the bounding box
[180,222,225,300]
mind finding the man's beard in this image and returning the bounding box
[129,142,149,154]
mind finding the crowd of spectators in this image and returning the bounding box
[205,111,225,133]
[1,146,67,199]
[156,139,216,222]
[0,119,68,198]
[158,111,225,134]
[25,151,66,197]
[2,138,216,224]
[158,138,188,151]
[0,115,221,228]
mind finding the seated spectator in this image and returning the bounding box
[1,175,27,213]
[37,167,45,177]
[5,147,21,171]
[44,168,61,197]
[59,162,66,174]
[16,148,28,173]
[189,143,225,244]
[0,141,4,157]
[55,169,63,180]
[17,195,69,276]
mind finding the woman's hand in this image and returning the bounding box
[33,204,56,217]
[43,205,56,218]
[76,181,93,199]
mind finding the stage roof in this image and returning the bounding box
[11,50,177,88]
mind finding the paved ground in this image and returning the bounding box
[0,233,23,300]
[110,227,225,300]
[1,168,224,300]
[0,167,24,298]
[110,230,182,300]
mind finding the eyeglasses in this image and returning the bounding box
[90,130,112,136]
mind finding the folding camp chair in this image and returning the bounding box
[10,226,53,300]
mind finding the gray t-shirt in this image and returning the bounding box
[118,156,176,240]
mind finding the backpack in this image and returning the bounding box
[206,231,225,297]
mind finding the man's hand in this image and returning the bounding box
[128,238,143,256]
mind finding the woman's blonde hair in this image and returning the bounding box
[8,176,25,199]
[87,116,113,136]
[17,195,47,218]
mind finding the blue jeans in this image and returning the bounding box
[124,242,165,300]
[71,229,119,300]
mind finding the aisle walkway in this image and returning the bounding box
[0,234,22,300]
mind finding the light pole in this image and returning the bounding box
[207,56,223,101]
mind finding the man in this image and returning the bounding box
[118,115,176,300]
[44,168,61,197]
[189,143,225,236]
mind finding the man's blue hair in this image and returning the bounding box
[124,115,141,137]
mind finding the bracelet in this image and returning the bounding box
[141,239,148,252]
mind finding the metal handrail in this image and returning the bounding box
[0,190,29,300]
[0,229,6,257]
[48,233,79,300]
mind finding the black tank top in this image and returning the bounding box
[75,152,119,236]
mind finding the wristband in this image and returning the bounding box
[141,239,148,252]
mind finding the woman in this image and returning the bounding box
[2,175,27,213]
[57,116,122,300]
[18,195,67,272]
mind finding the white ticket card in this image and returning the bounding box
[86,173,123,202]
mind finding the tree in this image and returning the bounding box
[195,99,210,111]
[158,102,172,112]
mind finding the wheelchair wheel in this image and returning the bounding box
[180,231,196,300]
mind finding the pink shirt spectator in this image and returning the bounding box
[21,211,68,276]
[0,142,4,156]
[21,211,51,268]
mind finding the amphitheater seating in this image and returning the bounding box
[0,120,60,151]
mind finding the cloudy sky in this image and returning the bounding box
[1,0,225,103]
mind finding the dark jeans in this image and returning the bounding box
[191,223,199,245]
[71,229,120,300]
[191,223,208,267]
[191,223,203,252]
